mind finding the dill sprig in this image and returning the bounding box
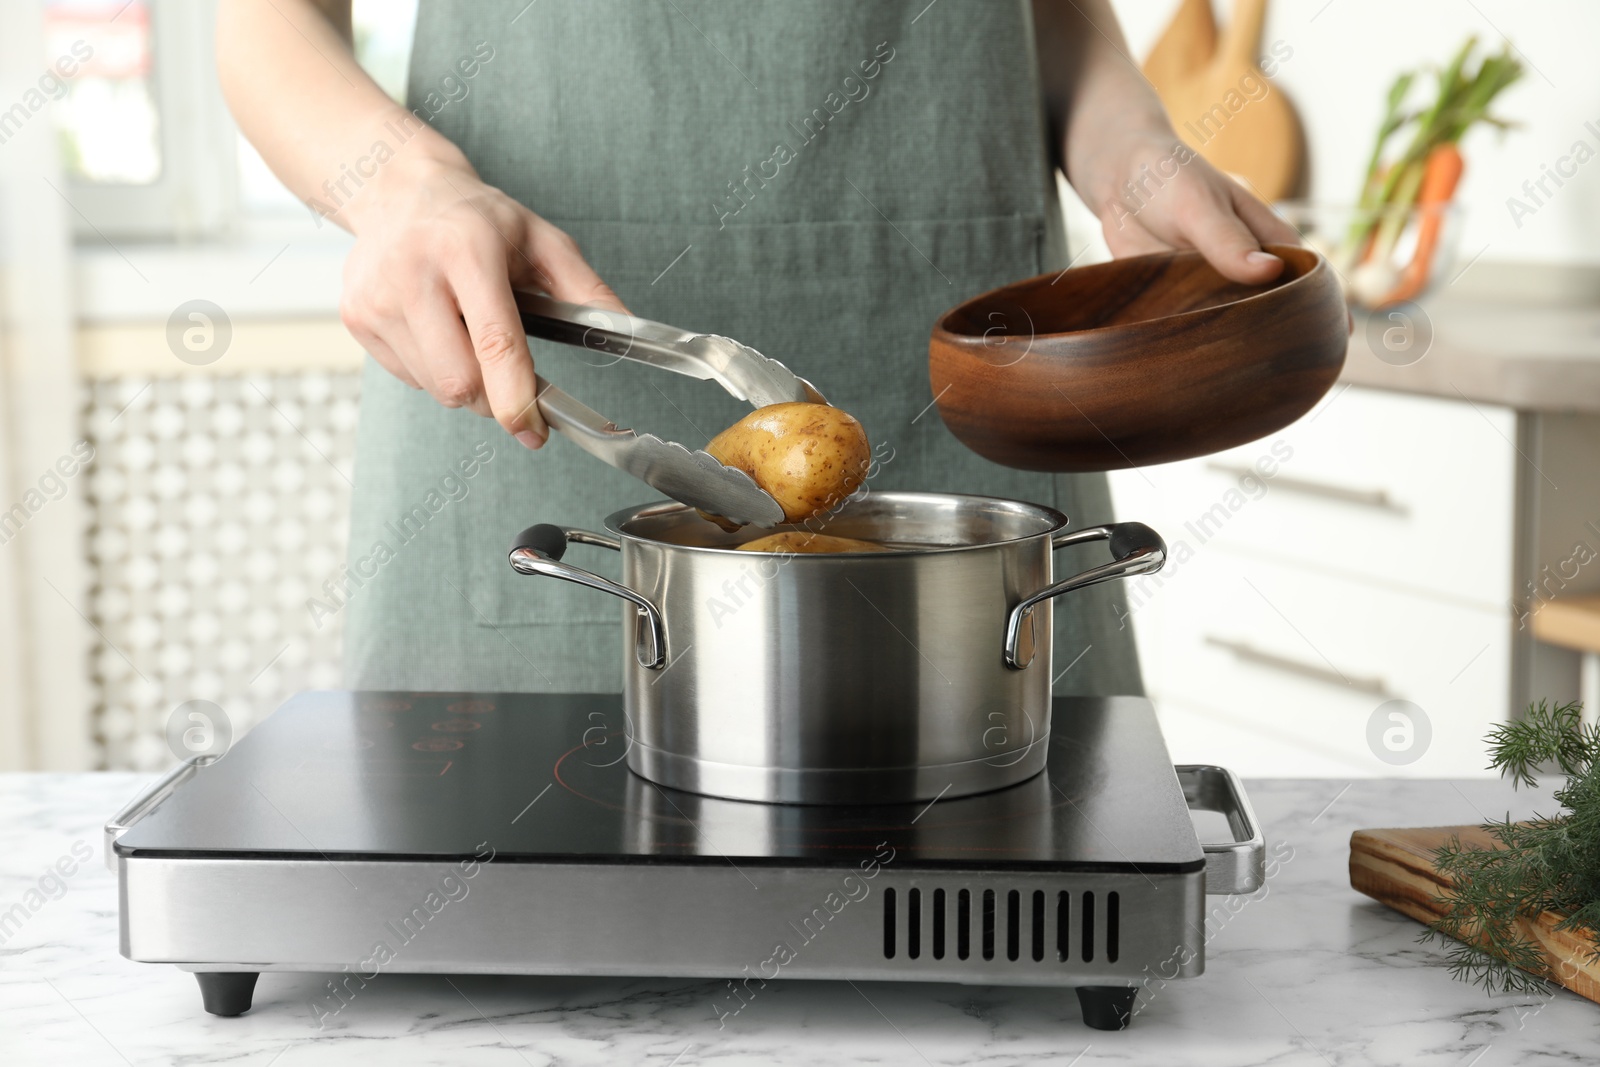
[1421,699,1600,994]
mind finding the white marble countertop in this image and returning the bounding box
[4,772,1598,1066]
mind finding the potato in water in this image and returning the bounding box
[737,531,886,554]
[706,402,871,526]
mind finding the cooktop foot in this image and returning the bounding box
[1075,986,1137,1030]
[195,971,258,1017]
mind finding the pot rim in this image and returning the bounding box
[603,490,1071,559]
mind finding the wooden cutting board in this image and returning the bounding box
[1141,0,1304,201]
[1142,0,1216,90]
[1350,825,1600,1004]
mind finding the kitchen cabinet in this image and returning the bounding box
[1110,382,1600,777]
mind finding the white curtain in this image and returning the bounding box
[0,0,94,770]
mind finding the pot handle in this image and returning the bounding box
[1003,522,1166,670]
[508,524,666,670]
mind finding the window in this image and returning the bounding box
[47,0,161,184]
[49,0,418,239]
[239,0,416,216]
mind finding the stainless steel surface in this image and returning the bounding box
[1204,634,1393,697]
[103,755,216,871]
[534,377,786,528]
[1178,765,1266,894]
[566,528,622,551]
[1003,524,1167,670]
[117,858,1204,987]
[517,291,830,527]
[509,525,665,668]
[516,291,828,407]
[621,760,1057,858]
[509,492,1165,804]
[110,694,1233,1010]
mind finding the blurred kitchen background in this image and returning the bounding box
[1,0,1597,777]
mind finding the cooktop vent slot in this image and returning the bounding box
[882,885,1119,966]
[883,887,896,959]
[1006,889,1021,961]
[982,889,996,960]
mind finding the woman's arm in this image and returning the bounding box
[217,0,623,447]
[1032,0,1299,283]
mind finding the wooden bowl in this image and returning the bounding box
[928,245,1348,472]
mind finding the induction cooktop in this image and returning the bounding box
[108,691,1262,1031]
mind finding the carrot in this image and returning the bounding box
[1381,143,1465,303]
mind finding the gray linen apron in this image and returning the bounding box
[343,0,1143,696]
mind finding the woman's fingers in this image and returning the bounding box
[402,283,495,419]
[367,340,421,390]
[339,164,628,447]
[344,319,420,389]
[526,222,629,314]
[1168,176,1284,285]
[454,247,547,447]
[1101,209,1174,259]
[340,280,425,390]
[1229,181,1303,248]
[1083,127,1300,284]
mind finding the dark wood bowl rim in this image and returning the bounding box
[934,243,1328,342]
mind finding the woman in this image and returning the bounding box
[218,0,1298,695]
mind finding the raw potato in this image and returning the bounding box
[706,402,871,525]
[736,531,886,554]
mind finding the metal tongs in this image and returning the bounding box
[516,292,826,529]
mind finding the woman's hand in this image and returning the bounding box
[218,0,626,448]
[1069,121,1302,285]
[339,153,626,448]
[1032,0,1301,286]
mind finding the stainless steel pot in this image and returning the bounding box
[508,492,1164,805]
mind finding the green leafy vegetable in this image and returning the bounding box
[1341,37,1523,271]
[1422,699,1600,994]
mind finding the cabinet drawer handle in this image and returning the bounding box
[1205,463,1406,514]
[1203,635,1393,697]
